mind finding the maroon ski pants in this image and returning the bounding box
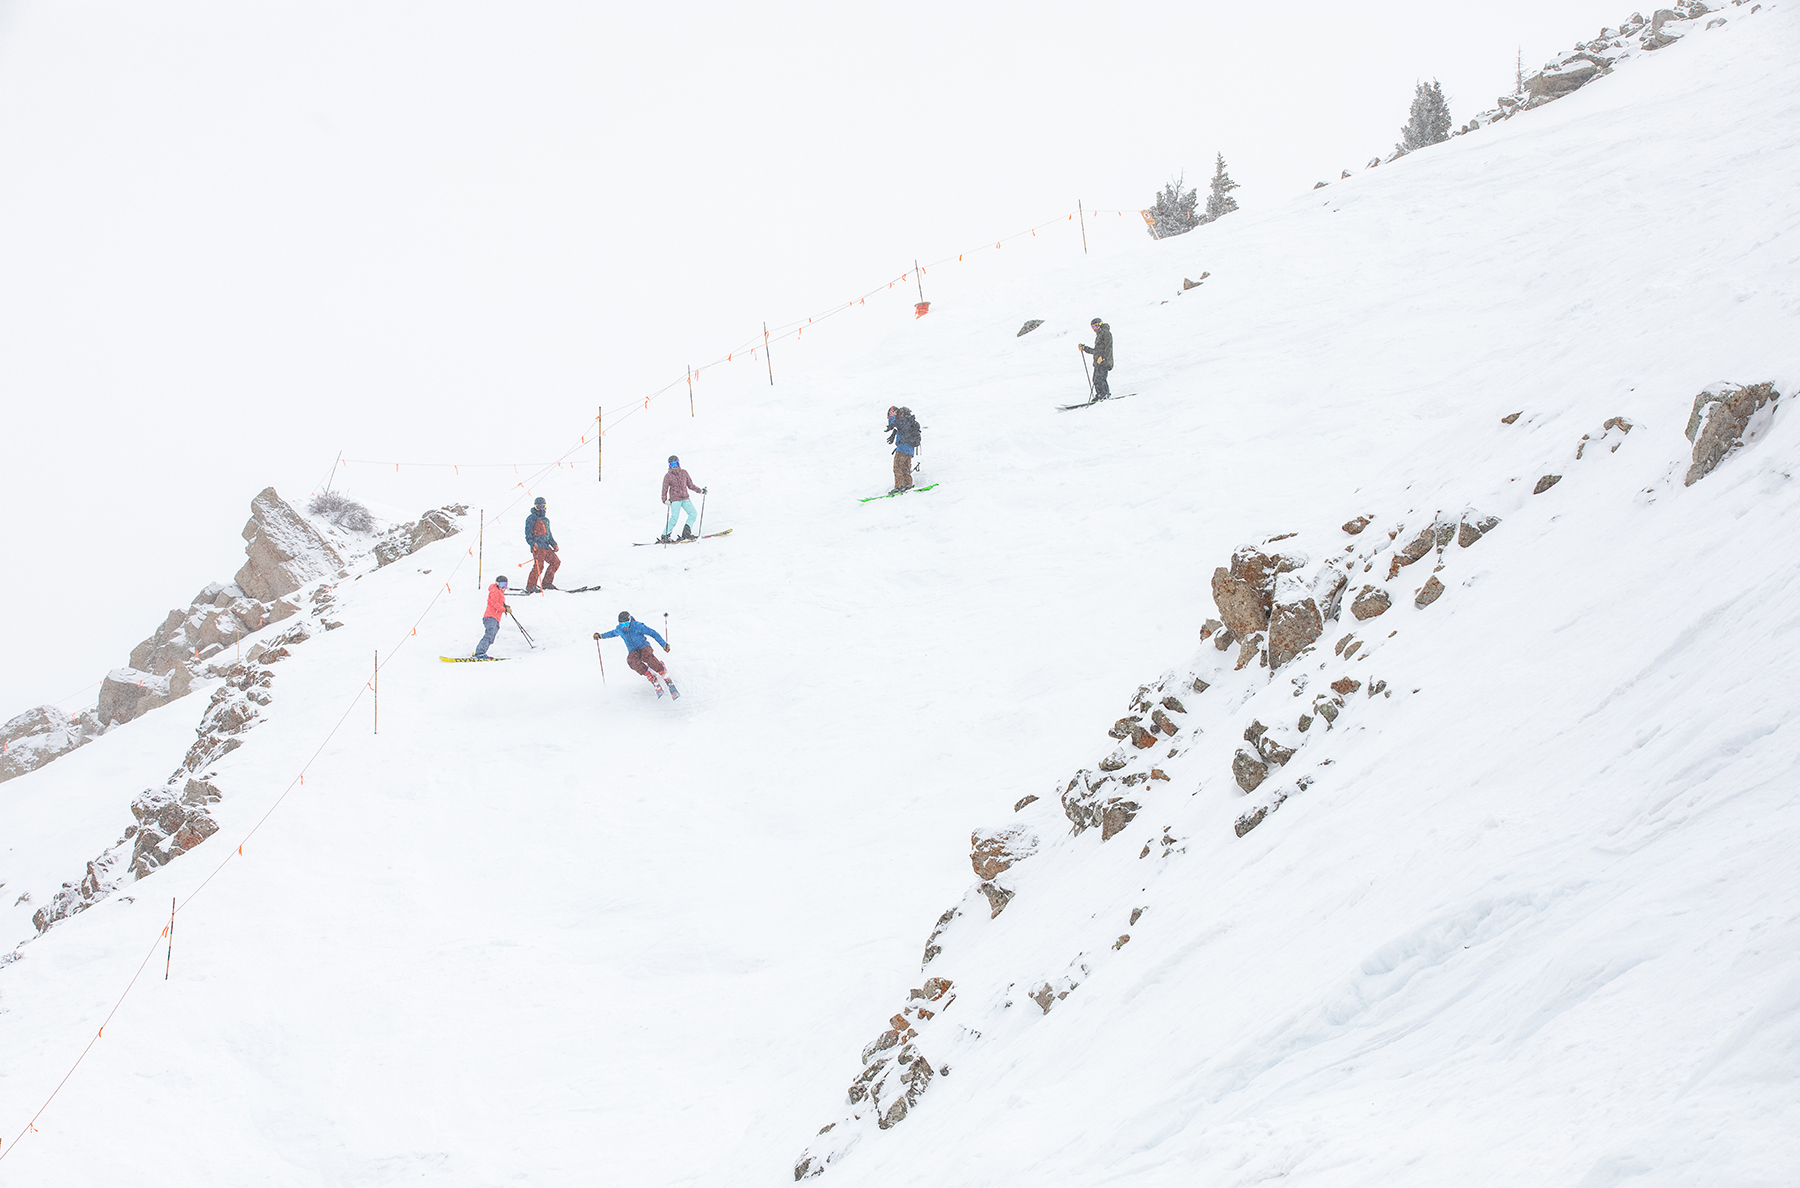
[527,547,560,591]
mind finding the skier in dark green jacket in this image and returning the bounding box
[1078,318,1115,398]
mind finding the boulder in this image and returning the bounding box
[1232,748,1269,793]
[1211,546,1277,637]
[1534,474,1562,494]
[1501,411,1522,424]
[1351,586,1392,621]
[235,488,342,601]
[1415,576,1446,608]
[978,882,1015,918]
[1685,382,1779,486]
[1268,573,1323,669]
[1331,677,1362,696]
[1525,58,1599,99]
[1013,794,1038,812]
[1100,800,1139,841]
[1342,515,1373,535]
[970,826,1037,881]
[1016,319,1044,337]
[97,666,192,728]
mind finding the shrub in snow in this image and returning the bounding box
[1202,153,1240,222]
[1398,79,1453,152]
[1145,173,1200,239]
[308,490,374,533]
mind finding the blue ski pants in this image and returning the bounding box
[475,616,500,657]
[664,499,698,535]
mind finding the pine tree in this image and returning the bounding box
[1146,172,1200,239]
[1202,153,1240,223]
[1397,80,1453,152]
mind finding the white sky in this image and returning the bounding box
[0,0,1628,707]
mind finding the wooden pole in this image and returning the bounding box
[164,897,175,980]
[478,510,484,585]
[1078,200,1088,255]
[915,260,925,303]
[763,323,774,386]
[373,651,378,734]
[597,407,603,481]
[687,366,695,417]
[320,450,343,495]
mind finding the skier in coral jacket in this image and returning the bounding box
[474,576,510,658]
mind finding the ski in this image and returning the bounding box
[859,483,940,503]
[1056,394,1136,412]
[664,679,681,700]
[554,585,604,593]
[649,674,666,698]
[441,655,508,663]
[633,529,734,547]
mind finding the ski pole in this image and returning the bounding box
[698,489,707,536]
[507,609,536,648]
[664,612,670,648]
[592,633,606,683]
[1078,347,1095,398]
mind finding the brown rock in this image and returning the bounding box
[1268,575,1323,670]
[1112,934,1131,950]
[1130,724,1159,749]
[1331,677,1362,695]
[234,488,343,602]
[1109,716,1142,739]
[1234,633,1265,671]
[1342,514,1374,535]
[1151,709,1178,736]
[1685,382,1779,485]
[1234,806,1267,837]
[1211,545,1284,637]
[1259,737,1295,766]
[1149,768,1169,781]
[1232,748,1269,793]
[1350,587,1391,621]
[978,881,1015,917]
[971,826,1038,881]
[1099,799,1140,841]
[1501,411,1522,424]
[1415,576,1446,608]
[1013,794,1038,812]
[1160,695,1186,714]
[1533,474,1562,494]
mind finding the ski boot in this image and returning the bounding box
[657,534,674,544]
[678,525,696,541]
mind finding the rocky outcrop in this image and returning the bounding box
[1415,576,1446,609]
[971,826,1038,882]
[127,780,222,879]
[1268,573,1323,669]
[1534,474,1563,494]
[97,666,193,729]
[1351,586,1392,620]
[0,705,101,785]
[1061,771,1140,840]
[372,507,465,568]
[1684,382,1780,486]
[235,487,343,601]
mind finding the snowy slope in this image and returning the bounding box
[2,7,1798,1185]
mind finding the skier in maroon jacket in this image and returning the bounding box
[658,456,708,543]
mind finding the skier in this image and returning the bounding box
[885,406,921,493]
[598,610,677,697]
[1078,318,1114,399]
[524,496,560,593]
[474,575,510,659]
[659,456,708,543]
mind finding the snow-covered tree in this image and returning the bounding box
[1398,79,1453,152]
[1146,173,1200,239]
[1202,153,1240,222]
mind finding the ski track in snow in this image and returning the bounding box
[3,7,1800,1185]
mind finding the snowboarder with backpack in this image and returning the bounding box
[523,497,560,593]
[659,456,708,543]
[886,406,921,493]
[474,576,510,658]
[1078,318,1114,398]
[598,611,677,698]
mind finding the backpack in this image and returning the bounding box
[897,408,922,448]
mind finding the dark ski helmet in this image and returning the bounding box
[667,455,679,466]
[495,575,508,585]
[533,496,545,508]
[618,611,632,623]
[1090,317,1104,327]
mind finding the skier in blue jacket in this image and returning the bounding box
[598,611,676,697]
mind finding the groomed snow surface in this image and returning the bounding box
[3,8,1799,1184]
